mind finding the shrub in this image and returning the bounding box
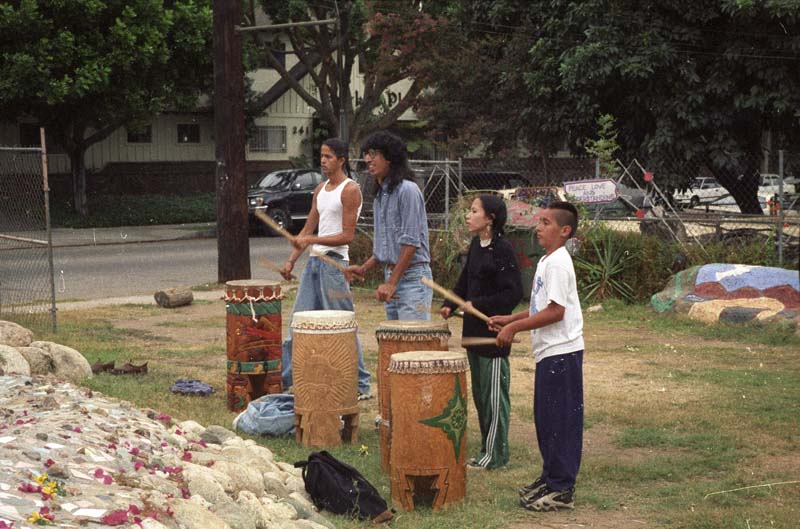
[51,193,215,228]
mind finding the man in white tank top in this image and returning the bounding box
[279,138,372,398]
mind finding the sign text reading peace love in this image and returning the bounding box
[564,179,618,204]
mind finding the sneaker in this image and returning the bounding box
[357,391,373,401]
[520,486,574,512]
[518,476,546,498]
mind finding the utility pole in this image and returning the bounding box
[213,0,251,283]
[335,1,350,143]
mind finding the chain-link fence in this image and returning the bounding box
[0,144,57,332]
[350,150,798,270]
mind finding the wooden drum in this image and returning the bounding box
[224,280,282,412]
[292,310,359,447]
[375,321,450,472]
[388,351,468,511]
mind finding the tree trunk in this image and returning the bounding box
[154,287,194,308]
[69,148,88,216]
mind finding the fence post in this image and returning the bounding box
[595,158,600,178]
[40,128,57,333]
[444,158,450,230]
[777,149,784,266]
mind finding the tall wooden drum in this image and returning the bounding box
[375,321,450,472]
[292,310,359,447]
[224,280,282,412]
[389,351,468,511]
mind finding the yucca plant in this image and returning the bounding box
[574,230,636,303]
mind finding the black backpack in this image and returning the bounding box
[294,451,393,522]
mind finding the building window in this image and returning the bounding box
[177,123,200,144]
[18,123,65,153]
[249,126,287,153]
[127,124,152,144]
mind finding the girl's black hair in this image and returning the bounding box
[477,194,508,237]
[322,137,351,176]
[360,130,416,196]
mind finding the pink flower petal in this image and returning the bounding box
[129,447,140,455]
[100,510,129,526]
[128,505,141,515]
[44,459,55,468]
[181,452,192,461]
[133,461,144,471]
[160,442,168,447]
[180,487,190,499]
[72,427,82,433]
[103,475,113,485]
[94,468,105,478]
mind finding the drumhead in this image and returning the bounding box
[292,310,357,331]
[226,279,281,288]
[387,350,468,374]
[376,320,449,332]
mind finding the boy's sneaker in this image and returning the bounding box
[519,486,575,512]
[466,461,487,471]
[357,391,373,401]
[518,476,546,498]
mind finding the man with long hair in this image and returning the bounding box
[346,131,433,320]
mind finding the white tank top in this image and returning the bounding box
[310,177,361,261]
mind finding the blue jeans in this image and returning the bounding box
[383,264,433,320]
[281,255,371,394]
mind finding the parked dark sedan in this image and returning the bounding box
[248,168,325,235]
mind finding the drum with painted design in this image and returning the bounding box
[292,310,359,447]
[224,279,282,412]
[388,350,468,511]
[375,320,450,472]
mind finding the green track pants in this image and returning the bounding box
[468,351,510,469]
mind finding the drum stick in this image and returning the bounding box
[254,210,349,274]
[258,257,296,280]
[421,277,491,323]
[460,337,520,347]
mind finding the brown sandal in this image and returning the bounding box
[110,361,148,375]
[91,361,115,374]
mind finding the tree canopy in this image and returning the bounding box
[255,0,449,150]
[419,0,800,213]
[0,0,213,215]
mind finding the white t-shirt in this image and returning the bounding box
[529,246,584,362]
[310,178,361,261]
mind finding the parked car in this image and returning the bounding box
[673,177,729,208]
[247,168,325,235]
[758,173,797,195]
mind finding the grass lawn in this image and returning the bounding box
[41,290,800,529]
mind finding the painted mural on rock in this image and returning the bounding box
[651,264,799,325]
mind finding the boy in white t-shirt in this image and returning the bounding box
[490,201,584,512]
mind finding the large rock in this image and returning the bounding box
[28,341,93,382]
[213,501,257,529]
[652,264,799,326]
[0,320,33,347]
[16,346,52,374]
[0,344,31,375]
[168,499,232,529]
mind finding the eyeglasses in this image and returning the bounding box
[363,149,383,159]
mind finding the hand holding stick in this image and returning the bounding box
[421,277,491,324]
[254,209,349,274]
[258,257,296,280]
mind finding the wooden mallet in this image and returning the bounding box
[421,277,491,323]
[460,337,520,347]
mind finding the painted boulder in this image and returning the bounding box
[651,264,799,326]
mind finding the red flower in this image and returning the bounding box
[103,475,113,485]
[181,452,192,461]
[99,510,129,526]
[155,413,171,422]
[0,520,14,528]
[93,468,105,478]
[133,461,144,471]
[128,505,141,515]
[18,483,41,494]
[206,460,215,468]
[160,442,168,447]
[44,459,55,468]
[129,447,140,456]
[180,487,190,499]
[72,427,82,433]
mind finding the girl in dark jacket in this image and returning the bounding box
[441,194,523,469]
